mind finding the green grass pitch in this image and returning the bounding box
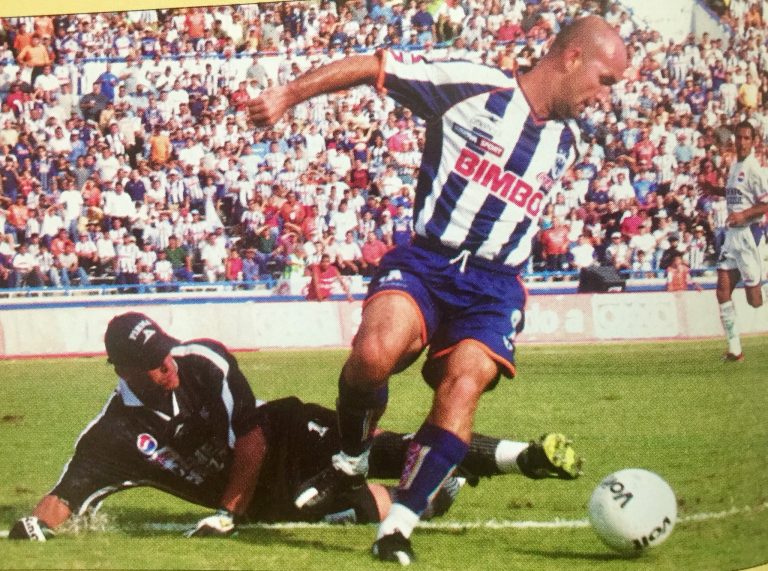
[1,335,766,570]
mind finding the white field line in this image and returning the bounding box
[2,502,766,537]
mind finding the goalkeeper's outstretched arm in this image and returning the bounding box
[8,495,71,541]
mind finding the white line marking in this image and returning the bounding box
[2,502,765,537]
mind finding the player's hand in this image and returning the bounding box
[726,211,747,227]
[185,509,236,538]
[8,516,55,541]
[247,86,290,127]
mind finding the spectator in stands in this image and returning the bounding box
[604,232,631,271]
[225,247,244,282]
[539,216,571,276]
[199,231,227,283]
[57,241,90,287]
[306,253,352,301]
[666,253,702,292]
[79,82,109,124]
[165,235,195,283]
[115,234,140,287]
[336,229,366,276]
[659,234,685,271]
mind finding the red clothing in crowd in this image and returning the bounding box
[307,262,342,301]
[667,263,692,291]
[632,139,657,167]
[496,22,523,42]
[362,237,390,266]
[620,213,644,237]
[539,224,570,256]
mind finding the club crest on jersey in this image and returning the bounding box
[137,433,158,455]
[737,171,745,183]
[452,123,504,157]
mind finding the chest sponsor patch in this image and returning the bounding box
[452,123,504,157]
[136,433,158,455]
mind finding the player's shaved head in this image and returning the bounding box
[521,15,628,120]
[549,15,627,73]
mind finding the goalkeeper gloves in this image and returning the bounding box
[8,516,55,541]
[185,509,236,538]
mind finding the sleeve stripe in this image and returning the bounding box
[171,343,236,448]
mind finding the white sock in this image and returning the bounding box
[377,503,420,539]
[495,440,530,474]
[719,301,742,355]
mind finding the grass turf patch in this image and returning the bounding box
[1,335,766,569]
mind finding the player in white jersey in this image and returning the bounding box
[249,16,626,564]
[704,121,768,361]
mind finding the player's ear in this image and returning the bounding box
[562,46,583,73]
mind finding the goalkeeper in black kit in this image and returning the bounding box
[9,312,582,541]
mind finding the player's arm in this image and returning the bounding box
[219,425,267,516]
[187,346,266,537]
[726,201,768,226]
[335,268,353,301]
[7,495,68,541]
[186,425,268,538]
[249,55,382,127]
[9,399,130,541]
[698,173,725,196]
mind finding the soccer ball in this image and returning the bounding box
[588,468,677,553]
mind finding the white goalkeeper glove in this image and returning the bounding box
[8,516,55,541]
[185,509,236,538]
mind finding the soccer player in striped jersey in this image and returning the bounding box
[702,121,768,361]
[9,312,582,542]
[249,15,625,564]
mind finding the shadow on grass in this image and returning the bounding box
[511,546,638,562]
[416,528,633,564]
[108,507,358,554]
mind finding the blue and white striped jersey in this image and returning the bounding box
[381,51,581,269]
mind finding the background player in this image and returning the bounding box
[9,312,582,541]
[249,15,625,564]
[702,121,768,361]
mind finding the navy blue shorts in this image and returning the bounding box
[367,241,527,379]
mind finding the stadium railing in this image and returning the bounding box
[0,267,719,300]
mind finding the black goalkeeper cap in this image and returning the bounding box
[104,312,178,371]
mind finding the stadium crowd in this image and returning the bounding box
[0,0,766,292]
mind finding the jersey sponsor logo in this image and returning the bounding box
[470,115,501,137]
[148,446,205,485]
[452,123,504,157]
[725,187,743,206]
[137,433,158,455]
[454,148,544,216]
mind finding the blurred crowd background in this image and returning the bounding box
[0,0,765,294]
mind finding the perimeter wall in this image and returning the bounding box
[1,290,766,358]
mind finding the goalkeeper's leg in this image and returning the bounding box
[369,431,583,482]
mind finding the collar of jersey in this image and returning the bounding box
[118,378,179,419]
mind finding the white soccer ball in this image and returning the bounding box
[588,468,677,553]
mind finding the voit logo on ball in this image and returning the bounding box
[136,433,158,456]
[588,468,677,553]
